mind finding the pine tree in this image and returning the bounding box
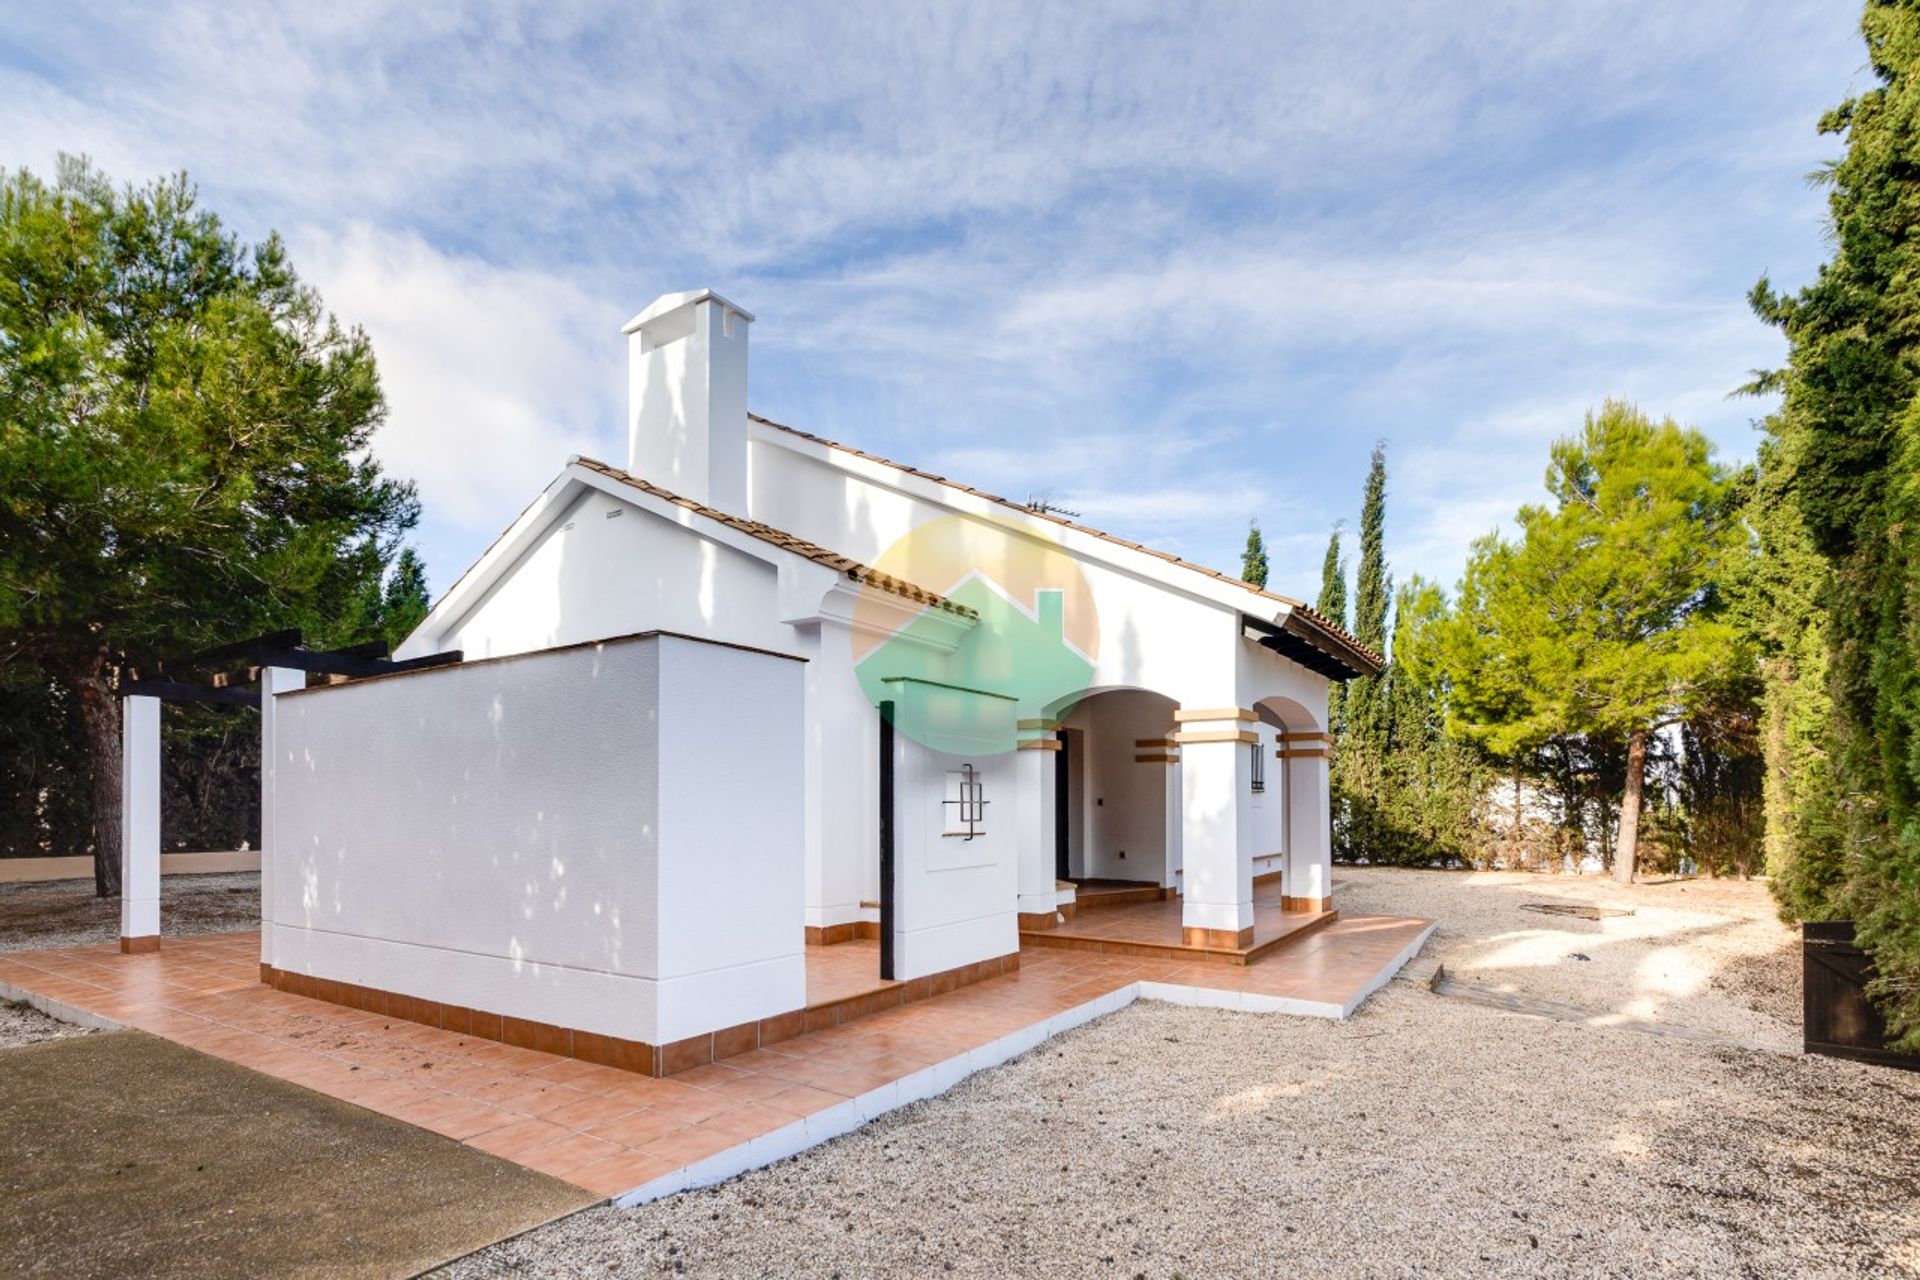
[1438,403,1744,883]
[1240,521,1269,589]
[378,548,432,651]
[0,159,418,893]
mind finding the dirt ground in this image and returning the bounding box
[0,1030,596,1278]
[447,866,1920,1279]
[1338,865,1802,1050]
[0,871,259,952]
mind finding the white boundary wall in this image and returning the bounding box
[266,631,806,1046]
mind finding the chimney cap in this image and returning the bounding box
[621,288,755,335]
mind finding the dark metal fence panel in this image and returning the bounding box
[1803,922,1920,1072]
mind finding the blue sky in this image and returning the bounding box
[3,2,1868,608]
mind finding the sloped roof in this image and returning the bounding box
[571,456,977,619]
[747,415,1384,673]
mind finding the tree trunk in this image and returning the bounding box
[1615,728,1648,885]
[73,665,122,898]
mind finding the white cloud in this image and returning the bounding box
[0,0,1860,601]
[290,223,624,535]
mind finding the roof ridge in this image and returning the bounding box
[746,413,1384,669]
[570,456,978,620]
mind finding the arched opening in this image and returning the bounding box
[1053,686,1180,893]
[1253,693,1333,911]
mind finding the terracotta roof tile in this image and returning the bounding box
[746,415,1384,672]
[571,456,977,620]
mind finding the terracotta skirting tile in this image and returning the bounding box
[118,935,160,955]
[712,1020,760,1062]
[573,1030,657,1076]
[502,1015,573,1058]
[659,1033,713,1077]
[758,1009,806,1047]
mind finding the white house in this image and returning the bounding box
[256,288,1380,1076]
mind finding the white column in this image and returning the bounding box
[1013,725,1060,926]
[1284,740,1333,911]
[257,665,304,970]
[1175,708,1256,945]
[119,695,161,953]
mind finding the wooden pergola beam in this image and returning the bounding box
[117,678,261,709]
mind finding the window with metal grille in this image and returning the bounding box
[1250,739,1266,793]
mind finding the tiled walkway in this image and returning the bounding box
[0,913,1433,1204]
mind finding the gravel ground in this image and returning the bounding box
[446,869,1920,1279]
[446,990,1920,1279]
[1338,866,1800,1051]
[0,871,259,952]
[0,1000,93,1050]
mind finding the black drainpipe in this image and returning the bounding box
[878,701,896,982]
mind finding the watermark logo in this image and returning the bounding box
[851,513,1099,754]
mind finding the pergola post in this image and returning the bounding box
[119,695,162,954]
[257,665,304,972]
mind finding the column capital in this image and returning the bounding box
[1172,706,1257,724]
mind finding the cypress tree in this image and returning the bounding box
[1240,520,1269,589]
[1352,444,1390,656]
[1747,0,1920,1045]
[1316,526,1346,629]
[1332,446,1392,857]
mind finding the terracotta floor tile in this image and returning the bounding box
[566,1150,676,1198]
[639,1089,735,1126]
[544,1092,647,1132]
[390,1093,520,1141]
[638,1123,741,1167]
[668,1061,753,1089]
[761,1084,849,1117]
[703,1073,800,1107]
[693,1102,796,1143]
[516,1131,624,1178]
[467,1115,574,1160]
[586,1108,689,1149]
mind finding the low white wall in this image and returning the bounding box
[267,631,806,1046]
[885,680,1020,980]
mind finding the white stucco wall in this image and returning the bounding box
[749,437,1244,707]
[432,488,787,660]
[884,681,1020,979]
[266,631,806,1046]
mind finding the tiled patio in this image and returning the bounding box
[0,913,1432,1205]
[1025,876,1337,962]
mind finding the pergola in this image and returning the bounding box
[114,630,461,954]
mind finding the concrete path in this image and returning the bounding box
[0,1031,596,1278]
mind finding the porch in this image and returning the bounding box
[1022,875,1337,964]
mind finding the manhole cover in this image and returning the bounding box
[1522,902,1634,920]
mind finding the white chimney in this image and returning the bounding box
[623,289,753,512]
